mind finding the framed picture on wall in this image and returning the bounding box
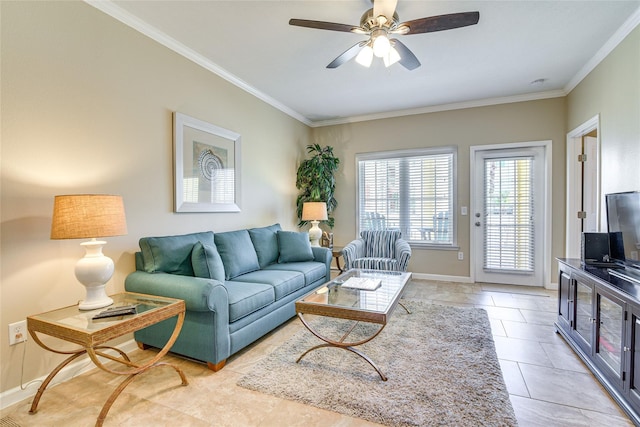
[173,112,241,212]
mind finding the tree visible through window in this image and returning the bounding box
[356,148,456,245]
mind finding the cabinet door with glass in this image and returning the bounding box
[557,269,573,330]
[596,286,625,389]
[572,273,595,355]
[626,305,640,414]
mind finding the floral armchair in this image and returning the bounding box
[341,230,411,272]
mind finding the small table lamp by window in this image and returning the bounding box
[51,194,128,310]
[302,202,328,247]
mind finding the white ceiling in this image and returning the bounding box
[91,1,640,126]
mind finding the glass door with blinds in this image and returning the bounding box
[472,146,545,286]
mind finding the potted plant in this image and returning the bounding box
[296,144,340,229]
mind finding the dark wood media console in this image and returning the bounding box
[556,258,640,425]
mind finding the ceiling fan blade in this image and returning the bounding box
[391,39,421,70]
[289,18,358,33]
[399,12,480,35]
[327,41,367,69]
[373,0,398,23]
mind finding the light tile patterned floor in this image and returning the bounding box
[1,279,634,426]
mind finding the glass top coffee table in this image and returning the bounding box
[295,269,412,380]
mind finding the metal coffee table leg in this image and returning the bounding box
[296,313,389,381]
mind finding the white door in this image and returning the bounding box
[582,135,599,232]
[566,116,600,258]
[472,146,546,286]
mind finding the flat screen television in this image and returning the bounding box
[606,191,640,283]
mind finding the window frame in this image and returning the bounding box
[355,146,458,249]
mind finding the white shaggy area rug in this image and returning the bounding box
[238,301,517,426]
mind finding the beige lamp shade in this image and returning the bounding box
[301,202,328,221]
[51,194,128,240]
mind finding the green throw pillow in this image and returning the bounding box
[277,231,314,263]
[248,223,282,268]
[214,230,261,280]
[139,231,214,275]
[191,241,226,282]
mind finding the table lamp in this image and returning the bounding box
[302,202,328,247]
[51,194,128,310]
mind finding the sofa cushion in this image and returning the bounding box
[277,231,314,263]
[191,241,225,282]
[231,270,305,300]
[224,281,275,323]
[215,230,261,280]
[248,223,282,268]
[139,231,214,275]
[264,262,327,286]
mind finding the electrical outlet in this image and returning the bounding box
[9,320,27,345]
[458,251,464,261]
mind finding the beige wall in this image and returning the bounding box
[1,1,309,394]
[313,98,567,278]
[567,26,640,200]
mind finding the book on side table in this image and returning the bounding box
[341,277,382,291]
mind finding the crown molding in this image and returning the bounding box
[308,90,567,127]
[86,1,639,130]
[84,0,312,126]
[565,5,640,93]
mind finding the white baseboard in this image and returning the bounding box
[411,272,559,291]
[0,339,138,410]
[410,272,474,283]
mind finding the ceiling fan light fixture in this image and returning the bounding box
[383,46,401,67]
[391,25,410,35]
[356,44,374,67]
[372,29,390,58]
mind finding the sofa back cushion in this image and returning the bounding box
[361,230,401,258]
[191,241,226,282]
[248,223,282,268]
[139,231,214,275]
[277,231,314,263]
[215,230,260,280]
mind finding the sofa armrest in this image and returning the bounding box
[311,246,332,282]
[395,239,412,272]
[125,271,229,313]
[342,238,365,271]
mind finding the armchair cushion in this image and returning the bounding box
[214,230,260,280]
[277,231,314,263]
[362,230,401,258]
[350,257,398,271]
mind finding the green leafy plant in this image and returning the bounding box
[296,144,340,228]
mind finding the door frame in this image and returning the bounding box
[470,140,553,288]
[566,115,601,258]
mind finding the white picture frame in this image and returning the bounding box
[173,112,241,213]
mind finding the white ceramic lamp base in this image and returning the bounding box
[75,240,114,310]
[308,220,322,247]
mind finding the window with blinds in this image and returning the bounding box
[483,156,534,272]
[356,148,456,246]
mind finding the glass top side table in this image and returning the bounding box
[27,292,187,427]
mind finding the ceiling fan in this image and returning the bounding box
[289,0,479,70]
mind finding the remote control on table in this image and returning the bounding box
[92,304,138,319]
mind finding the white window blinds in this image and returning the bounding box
[483,156,535,272]
[357,148,456,245]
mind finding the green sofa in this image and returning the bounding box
[124,224,331,371]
